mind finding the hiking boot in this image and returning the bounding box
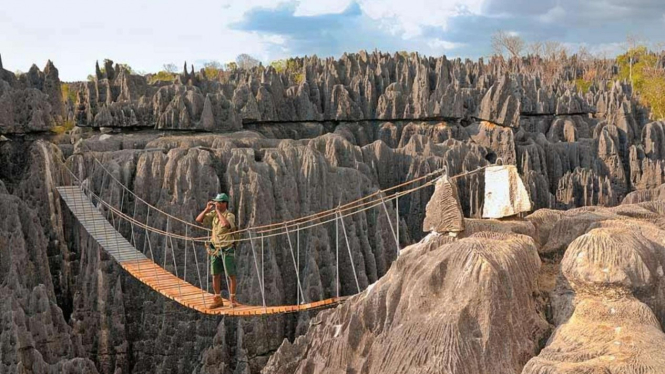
[209,295,224,309]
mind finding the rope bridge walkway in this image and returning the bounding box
[57,150,494,317]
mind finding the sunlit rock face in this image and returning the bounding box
[2,50,665,374]
[264,231,549,374]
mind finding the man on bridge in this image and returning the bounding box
[196,193,238,308]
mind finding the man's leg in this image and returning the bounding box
[225,251,238,306]
[209,256,224,308]
[229,276,237,304]
[213,274,222,296]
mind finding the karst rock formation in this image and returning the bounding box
[1,51,665,374]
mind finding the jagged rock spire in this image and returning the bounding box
[104,59,115,80]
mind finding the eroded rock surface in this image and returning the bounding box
[524,216,665,373]
[2,50,665,374]
[263,231,549,374]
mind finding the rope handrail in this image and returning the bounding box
[64,148,494,245]
[76,172,439,244]
[87,156,210,233]
[81,148,450,236]
[236,166,447,235]
[69,163,491,245]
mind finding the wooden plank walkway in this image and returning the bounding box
[57,186,346,316]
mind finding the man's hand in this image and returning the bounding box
[197,202,215,224]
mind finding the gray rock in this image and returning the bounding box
[263,231,548,374]
[422,174,464,233]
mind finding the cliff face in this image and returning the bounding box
[1,51,665,374]
[263,230,549,374]
[265,199,665,374]
[72,54,618,130]
[0,60,65,134]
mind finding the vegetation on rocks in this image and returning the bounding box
[617,45,665,120]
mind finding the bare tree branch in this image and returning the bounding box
[236,54,260,70]
[491,30,525,59]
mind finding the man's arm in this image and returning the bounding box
[215,209,232,228]
[196,202,215,224]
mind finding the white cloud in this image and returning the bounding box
[539,5,566,23]
[562,42,624,57]
[294,0,354,16]
[359,0,486,38]
[427,38,465,50]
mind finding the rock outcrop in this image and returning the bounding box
[265,195,665,374]
[2,49,665,374]
[263,231,549,374]
[423,174,464,233]
[524,212,665,373]
[0,142,97,374]
[0,61,65,134]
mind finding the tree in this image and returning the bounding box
[163,63,178,73]
[527,41,543,57]
[236,54,260,70]
[203,61,223,79]
[623,34,644,88]
[270,59,287,73]
[117,63,134,74]
[225,62,238,71]
[616,43,665,119]
[491,30,525,58]
[544,41,567,61]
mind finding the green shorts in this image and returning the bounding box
[211,247,236,277]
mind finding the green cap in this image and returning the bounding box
[212,193,229,202]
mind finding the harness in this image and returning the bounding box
[205,242,234,257]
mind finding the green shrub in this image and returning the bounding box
[574,78,592,94]
[51,119,75,135]
[61,83,77,104]
[204,61,223,79]
[616,45,665,120]
[270,59,286,73]
[148,71,176,84]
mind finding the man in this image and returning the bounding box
[196,193,238,308]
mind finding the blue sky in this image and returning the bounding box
[1,0,663,81]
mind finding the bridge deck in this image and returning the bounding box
[57,186,346,316]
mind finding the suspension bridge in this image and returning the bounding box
[56,149,492,317]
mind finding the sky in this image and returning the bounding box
[1,0,664,81]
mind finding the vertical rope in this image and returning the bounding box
[396,195,400,249]
[220,243,231,301]
[167,218,182,298]
[296,224,300,305]
[206,245,210,294]
[338,211,360,293]
[118,186,126,232]
[162,224,168,269]
[190,238,207,308]
[184,227,188,284]
[249,231,266,310]
[144,207,163,289]
[379,194,400,255]
[284,224,306,304]
[261,233,265,304]
[335,210,339,299]
[129,193,142,282]
[100,168,118,261]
